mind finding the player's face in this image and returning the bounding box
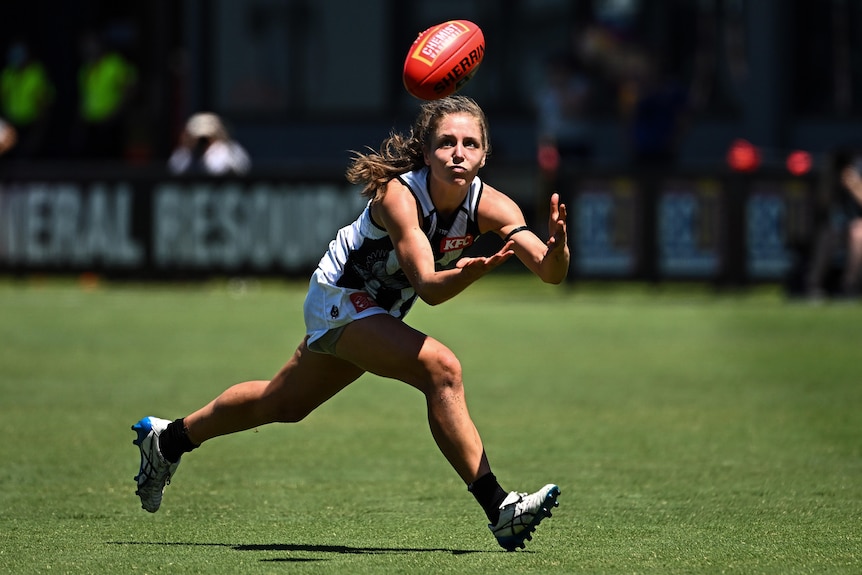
[424,113,487,188]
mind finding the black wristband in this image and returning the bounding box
[503,225,529,243]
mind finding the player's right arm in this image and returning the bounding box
[373,179,514,306]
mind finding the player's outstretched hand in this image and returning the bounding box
[547,192,568,252]
[455,240,515,277]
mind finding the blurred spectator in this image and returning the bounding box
[534,52,594,173]
[0,40,55,159]
[805,149,862,301]
[168,113,251,176]
[618,48,689,168]
[0,117,17,155]
[74,31,138,160]
[532,34,596,228]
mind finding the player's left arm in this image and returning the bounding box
[478,187,570,284]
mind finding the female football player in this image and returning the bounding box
[132,95,569,551]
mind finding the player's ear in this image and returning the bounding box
[479,153,487,169]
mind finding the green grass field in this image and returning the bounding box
[1,275,859,574]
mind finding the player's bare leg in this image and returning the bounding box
[132,338,363,512]
[183,338,364,444]
[337,313,559,551]
[335,313,489,483]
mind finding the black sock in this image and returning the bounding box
[468,472,509,524]
[158,418,199,463]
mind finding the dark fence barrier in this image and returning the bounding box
[0,166,816,285]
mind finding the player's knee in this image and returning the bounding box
[426,346,464,396]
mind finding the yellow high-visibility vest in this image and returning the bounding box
[79,53,137,122]
[1,62,54,125]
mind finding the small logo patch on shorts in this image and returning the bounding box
[349,292,378,312]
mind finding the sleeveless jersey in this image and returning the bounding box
[316,166,484,319]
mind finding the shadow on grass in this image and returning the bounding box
[235,543,484,556]
[108,541,487,559]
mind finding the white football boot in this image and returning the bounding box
[132,416,181,513]
[489,484,560,551]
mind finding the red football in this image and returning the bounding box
[403,20,485,100]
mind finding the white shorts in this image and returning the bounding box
[304,268,389,354]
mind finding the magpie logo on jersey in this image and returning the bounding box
[440,235,474,253]
[330,305,339,319]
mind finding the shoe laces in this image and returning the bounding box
[138,439,172,485]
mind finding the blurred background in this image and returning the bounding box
[2,0,862,299]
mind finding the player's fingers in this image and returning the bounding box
[493,250,515,263]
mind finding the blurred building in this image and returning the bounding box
[3,0,861,286]
[3,0,862,170]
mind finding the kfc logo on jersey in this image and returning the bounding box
[441,235,474,252]
[349,291,378,312]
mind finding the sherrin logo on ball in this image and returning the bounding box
[403,20,485,100]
